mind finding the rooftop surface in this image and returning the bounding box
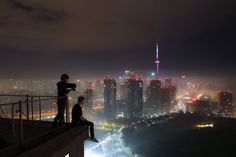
[0,119,89,157]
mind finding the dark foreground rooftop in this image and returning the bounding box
[0,119,89,157]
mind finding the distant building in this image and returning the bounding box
[199,94,212,102]
[94,80,104,99]
[164,78,172,88]
[188,99,211,114]
[147,80,161,112]
[160,85,177,113]
[219,91,233,114]
[84,88,93,115]
[146,79,177,114]
[76,80,83,96]
[104,78,117,119]
[119,82,127,101]
[126,79,143,118]
[84,81,93,89]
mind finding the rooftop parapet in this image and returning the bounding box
[0,95,89,157]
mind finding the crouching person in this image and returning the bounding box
[72,96,99,143]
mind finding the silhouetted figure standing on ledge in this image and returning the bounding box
[53,74,76,128]
[72,96,99,143]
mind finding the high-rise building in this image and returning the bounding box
[76,79,83,96]
[146,42,162,113]
[188,99,211,114]
[94,80,104,99]
[104,78,117,119]
[117,82,128,115]
[147,80,162,111]
[126,78,143,118]
[164,78,172,88]
[84,88,93,115]
[147,42,178,114]
[84,81,93,89]
[118,82,127,101]
[160,85,177,113]
[219,91,233,114]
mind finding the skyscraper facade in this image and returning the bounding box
[84,88,93,116]
[104,78,117,119]
[160,85,177,113]
[126,78,143,118]
[147,80,162,111]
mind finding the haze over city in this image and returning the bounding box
[0,0,235,157]
[0,0,235,76]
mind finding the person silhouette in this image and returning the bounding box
[72,96,99,143]
[53,74,76,128]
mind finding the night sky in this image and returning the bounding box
[0,0,235,78]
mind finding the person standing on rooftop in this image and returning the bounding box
[53,74,76,128]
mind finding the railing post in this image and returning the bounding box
[11,104,16,143]
[31,97,34,120]
[39,97,42,121]
[26,94,29,120]
[19,101,24,145]
[66,98,70,123]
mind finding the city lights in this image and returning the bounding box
[195,123,214,128]
[0,1,235,157]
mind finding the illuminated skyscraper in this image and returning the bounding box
[126,78,143,118]
[104,77,117,119]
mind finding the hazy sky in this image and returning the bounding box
[0,0,235,78]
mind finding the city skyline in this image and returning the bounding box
[0,1,235,157]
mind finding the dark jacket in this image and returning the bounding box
[57,81,76,97]
[57,81,76,104]
[72,104,83,126]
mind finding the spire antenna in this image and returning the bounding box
[155,41,160,80]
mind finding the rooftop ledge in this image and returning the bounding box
[0,119,89,157]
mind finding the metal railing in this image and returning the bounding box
[0,94,70,145]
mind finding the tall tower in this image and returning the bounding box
[104,77,117,119]
[126,78,143,118]
[155,42,160,80]
[147,41,162,113]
